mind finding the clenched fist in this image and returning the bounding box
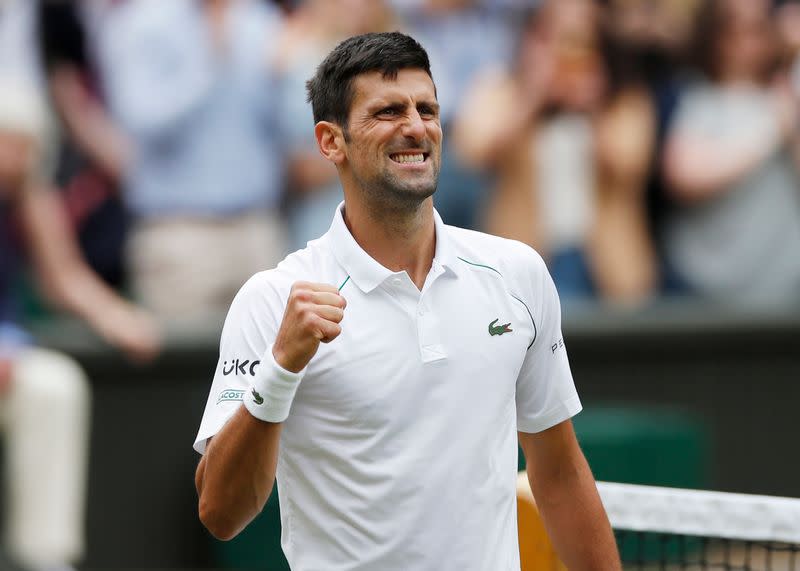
[272,282,347,373]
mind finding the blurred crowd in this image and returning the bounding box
[0,0,800,568]
[3,0,800,326]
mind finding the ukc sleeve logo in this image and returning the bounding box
[222,358,261,377]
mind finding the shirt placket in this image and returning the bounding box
[417,264,447,363]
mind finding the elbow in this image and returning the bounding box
[198,496,242,541]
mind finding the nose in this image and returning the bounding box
[401,109,426,141]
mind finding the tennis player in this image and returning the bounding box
[194,32,621,571]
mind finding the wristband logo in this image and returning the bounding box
[251,388,264,405]
[222,358,261,377]
[217,388,245,404]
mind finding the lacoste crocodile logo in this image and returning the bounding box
[488,318,513,336]
[251,388,264,405]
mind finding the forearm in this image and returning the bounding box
[663,131,780,203]
[22,187,128,319]
[484,141,542,250]
[198,406,282,540]
[451,74,540,170]
[589,184,657,304]
[49,65,131,181]
[528,456,619,570]
[21,186,160,360]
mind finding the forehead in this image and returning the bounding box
[350,68,437,110]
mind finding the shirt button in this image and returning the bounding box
[418,307,425,315]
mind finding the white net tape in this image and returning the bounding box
[598,482,800,543]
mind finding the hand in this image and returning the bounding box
[272,282,346,373]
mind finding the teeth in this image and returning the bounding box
[391,153,424,164]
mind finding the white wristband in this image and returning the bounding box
[244,344,306,423]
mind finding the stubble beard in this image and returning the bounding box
[352,154,441,217]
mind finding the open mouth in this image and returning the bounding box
[389,152,428,164]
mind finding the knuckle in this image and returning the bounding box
[291,289,312,304]
[300,312,318,330]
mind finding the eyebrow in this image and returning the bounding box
[369,100,441,113]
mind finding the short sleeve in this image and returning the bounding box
[514,251,582,433]
[193,273,285,453]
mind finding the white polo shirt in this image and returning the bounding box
[194,204,581,571]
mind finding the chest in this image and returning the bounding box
[287,273,535,440]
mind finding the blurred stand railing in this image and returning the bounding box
[25,300,800,569]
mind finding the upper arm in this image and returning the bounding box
[193,277,284,454]
[513,249,582,434]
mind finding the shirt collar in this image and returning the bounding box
[325,202,461,293]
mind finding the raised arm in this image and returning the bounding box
[19,184,160,361]
[196,281,346,540]
[519,421,621,571]
[662,86,795,204]
[48,64,131,182]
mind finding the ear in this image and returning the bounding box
[315,121,347,165]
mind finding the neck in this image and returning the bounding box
[343,196,436,290]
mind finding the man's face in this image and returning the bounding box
[342,68,442,207]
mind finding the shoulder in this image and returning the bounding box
[229,239,335,314]
[445,225,548,285]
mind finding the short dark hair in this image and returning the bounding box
[306,32,434,129]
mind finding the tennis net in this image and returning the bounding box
[517,476,800,570]
[600,482,800,570]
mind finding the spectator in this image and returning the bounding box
[276,0,397,250]
[0,73,159,571]
[661,0,800,305]
[39,0,131,287]
[601,0,704,296]
[78,0,289,319]
[453,0,657,304]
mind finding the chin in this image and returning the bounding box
[389,172,438,197]
[395,182,437,202]
[356,169,439,208]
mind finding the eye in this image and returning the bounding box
[377,107,400,118]
[418,105,438,119]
